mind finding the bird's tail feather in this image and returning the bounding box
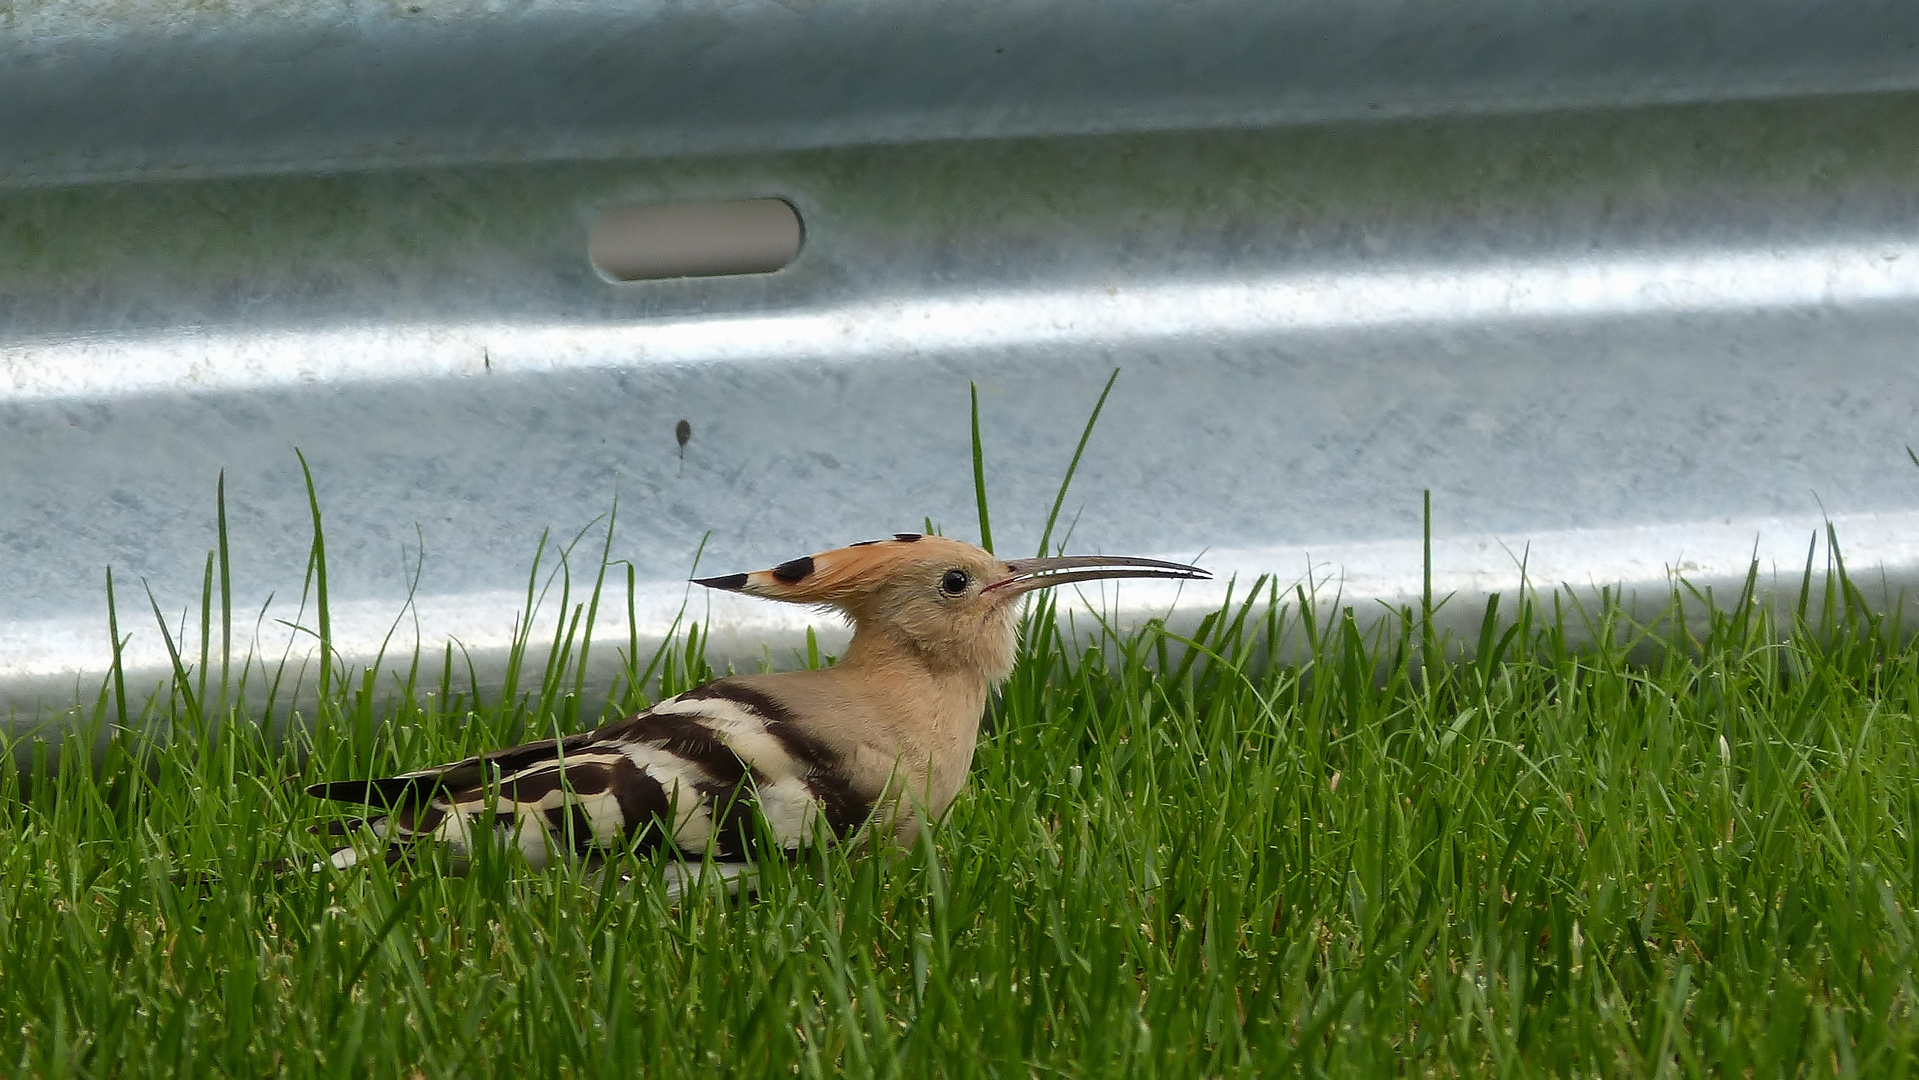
[306,776,439,808]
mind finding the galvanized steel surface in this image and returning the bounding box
[9,0,1919,184]
[4,2,1919,717]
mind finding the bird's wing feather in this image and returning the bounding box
[307,678,878,872]
[304,726,610,809]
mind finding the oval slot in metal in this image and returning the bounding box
[589,198,802,281]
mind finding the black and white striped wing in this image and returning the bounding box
[307,680,874,876]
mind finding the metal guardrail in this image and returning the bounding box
[6,2,1919,721]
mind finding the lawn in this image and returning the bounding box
[3,510,1916,1077]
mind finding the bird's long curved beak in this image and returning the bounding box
[985,554,1210,596]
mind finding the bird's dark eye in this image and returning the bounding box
[940,569,971,596]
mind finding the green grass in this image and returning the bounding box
[3,516,1919,1077]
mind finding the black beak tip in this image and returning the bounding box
[692,572,751,591]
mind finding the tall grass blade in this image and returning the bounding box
[1036,367,1119,559]
[970,381,994,555]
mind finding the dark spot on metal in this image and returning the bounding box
[772,556,814,583]
[693,572,750,590]
[675,419,691,449]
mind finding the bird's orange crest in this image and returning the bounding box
[694,532,993,605]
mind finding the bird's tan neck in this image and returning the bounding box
[838,624,996,738]
[831,623,1000,815]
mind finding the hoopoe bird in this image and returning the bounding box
[305,533,1208,893]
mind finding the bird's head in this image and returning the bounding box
[694,533,1209,683]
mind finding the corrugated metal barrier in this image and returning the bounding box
[6,2,1919,720]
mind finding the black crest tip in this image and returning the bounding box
[693,572,751,591]
[771,556,815,583]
